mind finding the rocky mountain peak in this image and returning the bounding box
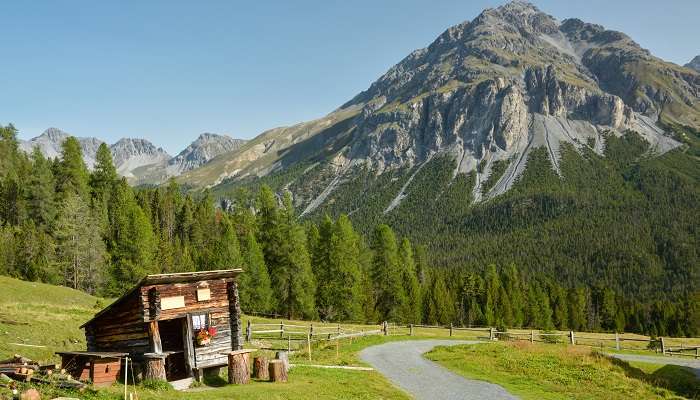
[165,133,246,176]
[686,55,700,72]
[40,127,70,141]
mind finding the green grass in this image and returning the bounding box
[0,276,108,362]
[426,342,700,400]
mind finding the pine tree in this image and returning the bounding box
[106,179,156,295]
[26,148,56,230]
[503,264,524,327]
[326,214,363,321]
[483,265,500,326]
[370,224,407,322]
[54,191,106,292]
[56,137,89,198]
[239,231,273,313]
[398,238,421,323]
[209,216,243,270]
[424,273,453,325]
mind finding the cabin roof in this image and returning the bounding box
[80,269,242,328]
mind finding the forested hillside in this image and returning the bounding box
[1,124,697,337]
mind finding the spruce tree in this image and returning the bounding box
[370,224,407,322]
[56,137,89,198]
[326,214,363,321]
[26,148,57,230]
[398,238,421,323]
[239,231,273,313]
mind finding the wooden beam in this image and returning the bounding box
[227,281,243,350]
[148,321,163,354]
[183,316,195,375]
[148,287,161,320]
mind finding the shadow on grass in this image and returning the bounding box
[608,356,700,399]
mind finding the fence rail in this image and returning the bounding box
[243,317,699,359]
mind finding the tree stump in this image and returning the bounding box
[275,351,289,372]
[227,350,252,384]
[268,360,287,383]
[143,354,167,381]
[253,356,269,380]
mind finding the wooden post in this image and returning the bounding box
[227,281,244,350]
[449,323,453,337]
[227,350,251,385]
[287,336,291,352]
[148,321,163,354]
[268,360,287,383]
[660,337,666,355]
[337,324,341,337]
[246,320,252,342]
[489,328,495,341]
[310,323,314,339]
[307,334,312,361]
[569,331,575,345]
[143,354,166,381]
[409,324,413,336]
[253,356,269,380]
[336,339,339,360]
[531,330,534,343]
[148,288,161,320]
[615,332,620,351]
[123,357,128,400]
[280,322,284,339]
[383,321,388,336]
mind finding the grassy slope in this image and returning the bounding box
[426,342,700,400]
[0,276,105,362]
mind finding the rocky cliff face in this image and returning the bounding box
[109,138,172,178]
[686,56,700,73]
[167,133,246,176]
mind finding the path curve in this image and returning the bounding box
[607,353,700,378]
[359,340,518,400]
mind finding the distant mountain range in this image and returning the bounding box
[18,128,246,184]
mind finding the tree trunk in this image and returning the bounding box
[268,360,287,383]
[275,351,289,372]
[227,352,250,384]
[143,356,166,381]
[253,356,269,380]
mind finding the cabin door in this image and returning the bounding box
[157,318,192,380]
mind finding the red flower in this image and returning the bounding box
[208,327,217,337]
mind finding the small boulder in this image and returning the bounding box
[20,388,41,400]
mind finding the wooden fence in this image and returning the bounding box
[244,317,699,359]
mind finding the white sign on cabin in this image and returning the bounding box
[197,288,211,301]
[161,296,185,310]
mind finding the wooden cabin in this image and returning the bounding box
[77,269,244,384]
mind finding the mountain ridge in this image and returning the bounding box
[18,128,247,183]
[180,0,696,215]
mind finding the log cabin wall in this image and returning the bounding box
[84,290,149,356]
[139,278,233,369]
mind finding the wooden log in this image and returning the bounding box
[143,355,166,381]
[275,351,289,372]
[253,356,269,380]
[268,360,287,383]
[227,352,250,384]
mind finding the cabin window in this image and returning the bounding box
[191,314,209,330]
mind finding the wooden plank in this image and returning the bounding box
[184,315,195,372]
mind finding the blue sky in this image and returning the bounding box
[2,0,698,154]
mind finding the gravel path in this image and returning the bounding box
[607,353,700,378]
[359,340,518,400]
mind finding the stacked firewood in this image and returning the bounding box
[0,354,86,390]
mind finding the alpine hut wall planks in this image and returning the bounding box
[78,269,244,383]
